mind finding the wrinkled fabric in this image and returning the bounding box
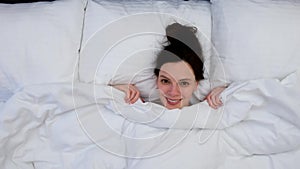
[1,71,300,169]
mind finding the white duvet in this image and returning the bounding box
[1,71,300,169]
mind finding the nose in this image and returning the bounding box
[167,83,181,96]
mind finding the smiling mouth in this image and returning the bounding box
[165,97,182,105]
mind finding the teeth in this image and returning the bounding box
[167,98,181,103]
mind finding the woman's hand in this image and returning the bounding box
[206,86,226,109]
[112,84,141,104]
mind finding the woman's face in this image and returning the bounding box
[156,61,198,109]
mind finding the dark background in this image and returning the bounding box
[0,0,54,3]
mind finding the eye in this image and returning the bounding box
[179,81,190,87]
[160,78,170,85]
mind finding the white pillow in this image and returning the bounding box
[0,0,87,101]
[79,0,212,99]
[210,0,300,83]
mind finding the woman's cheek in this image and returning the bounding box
[158,85,169,95]
[181,87,193,99]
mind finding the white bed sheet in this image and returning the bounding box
[0,101,4,111]
[0,71,300,169]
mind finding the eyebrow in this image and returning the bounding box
[179,79,193,82]
[159,75,171,80]
[160,75,193,82]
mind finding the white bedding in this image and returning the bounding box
[1,72,300,169]
[102,71,300,156]
[0,101,4,111]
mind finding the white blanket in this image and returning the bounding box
[104,71,300,155]
[0,72,300,169]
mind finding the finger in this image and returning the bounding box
[210,93,218,108]
[130,89,141,104]
[128,90,137,104]
[124,88,132,103]
[207,86,226,109]
[126,88,135,103]
[207,95,217,109]
[126,87,136,103]
[214,90,224,106]
[211,93,221,106]
[130,92,140,104]
[216,97,223,106]
[211,93,221,109]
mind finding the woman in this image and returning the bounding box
[114,22,225,109]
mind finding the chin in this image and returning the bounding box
[165,105,180,110]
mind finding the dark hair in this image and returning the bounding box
[154,22,204,81]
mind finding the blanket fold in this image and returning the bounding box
[1,71,300,169]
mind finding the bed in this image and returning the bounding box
[1,0,300,169]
